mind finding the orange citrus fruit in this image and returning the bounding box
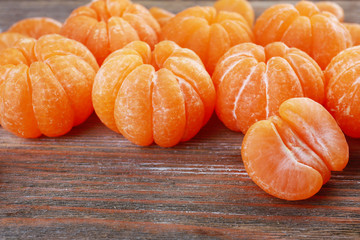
[325,45,360,138]
[344,23,360,46]
[242,97,349,201]
[254,1,352,69]
[161,3,254,74]
[213,42,324,134]
[0,34,99,138]
[316,1,344,22]
[7,17,62,39]
[0,32,30,52]
[92,40,215,147]
[149,7,174,28]
[61,0,160,65]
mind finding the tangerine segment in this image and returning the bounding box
[242,97,349,201]
[0,32,29,52]
[213,42,324,134]
[7,17,62,39]
[29,62,74,137]
[316,1,344,22]
[254,1,352,69]
[93,40,215,147]
[150,7,174,28]
[0,34,99,138]
[0,64,41,138]
[161,5,253,74]
[61,0,160,65]
[325,46,360,138]
[345,23,360,46]
[114,65,154,146]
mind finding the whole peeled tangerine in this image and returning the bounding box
[254,1,352,69]
[0,34,99,138]
[241,98,349,201]
[92,40,216,147]
[213,42,324,134]
[325,46,360,138]
[61,0,160,65]
[161,3,254,74]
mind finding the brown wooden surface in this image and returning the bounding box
[1,0,360,239]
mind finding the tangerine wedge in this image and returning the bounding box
[254,1,352,69]
[213,42,324,134]
[92,40,215,147]
[161,2,253,74]
[149,7,174,28]
[61,0,160,65]
[7,17,62,39]
[0,34,98,138]
[325,45,360,138]
[213,0,254,27]
[242,97,349,201]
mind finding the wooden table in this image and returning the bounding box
[1,0,359,239]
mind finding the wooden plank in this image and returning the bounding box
[0,0,360,239]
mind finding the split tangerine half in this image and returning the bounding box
[61,0,160,65]
[213,42,324,134]
[254,1,352,69]
[92,40,215,147]
[7,17,62,39]
[325,46,360,138]
[161,3,253,74]
[242,97,349,201]
[0,34,99,138]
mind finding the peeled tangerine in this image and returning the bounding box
[213,42,324,134]
[61,0,160,65]
[254,1,352,69]
[0,34,99,138]
[7,17,62,39]
[161,0,254,74]
[325,46,360,138]
[242,98,349,201]
[149,7,174,28]
[92,41,215,147]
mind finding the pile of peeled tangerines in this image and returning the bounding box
[0,0,359,201]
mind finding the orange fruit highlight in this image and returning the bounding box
[149,7,174,27]
[7,17,62,39]
[0,34,99,138]
[214,0,254,27]
[161,4,254,74]
[92,40,215,147]
[61,0,160,65]
[254,1,352,69]
[242,97,349,201]
[0,32,30,51]
[316,1,344,22]
[325,46,360,138]
[213,42,324,134]
[344,23,360,46]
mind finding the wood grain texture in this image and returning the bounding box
[0,0,360,239]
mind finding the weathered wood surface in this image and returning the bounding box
[0,0,360,239]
